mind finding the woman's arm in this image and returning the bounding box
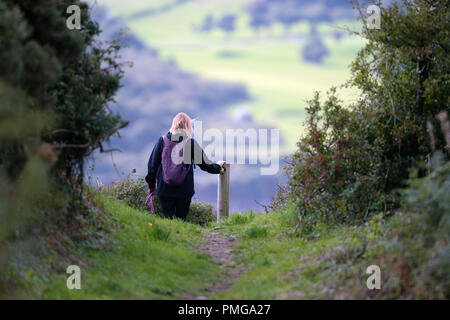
[191,139,222,174]
[145,136,163,190]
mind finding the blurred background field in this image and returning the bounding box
[90,0,365,211]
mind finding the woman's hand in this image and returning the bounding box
[216,160,226,167]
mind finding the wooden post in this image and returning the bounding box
[217,163,230,221]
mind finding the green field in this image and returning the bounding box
[100,0,364,152]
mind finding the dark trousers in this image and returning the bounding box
[158,196,192,220]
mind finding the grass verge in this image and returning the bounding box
[12,196,225,299]
[213,202,448,299]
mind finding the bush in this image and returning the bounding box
[0,0,128,190]
[384,157,450,298]
[101,176,216,226]
[278,0,449,235]
[0,1,127,297]
[186,202,216,226]
[283,89,385,234]
[101,176,163,216]
[349,0,449,188]
[403,154,450,231]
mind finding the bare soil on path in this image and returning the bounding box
[182,231,242,299]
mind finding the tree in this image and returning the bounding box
[199,14,215,33]
[274,0,302,33]
[218,14,237,35]
[350,0,449,189]
[0,0,129,296]
[283,0,449,231]
[247,1,272,34]
[0,0,128,192]
[301,37,329,64]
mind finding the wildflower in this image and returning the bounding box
[147,222,153,227]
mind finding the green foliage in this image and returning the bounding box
[223,211,255,226]
[0,0,128,297]
[403,154,450,228]
[288,89,383,227]
[279,0,449,234]
[4,190,112,298]
[12,196,224,299]
[186,202,216,226]
[0,80,54,296]
[214,184,448,299]
[51,34,128,185]
[350,0,449,186]
[0,0,128,186]
[101,175,217,226]
[100,176,163,215]
[245,224,268,239]
[150,224,172,242]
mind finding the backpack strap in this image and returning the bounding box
[190,138,196,169]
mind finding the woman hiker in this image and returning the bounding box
[145,112,226,220]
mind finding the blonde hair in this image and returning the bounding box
[169,112,192,137]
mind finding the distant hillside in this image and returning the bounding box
[89,0,366,212]
[88,4,284,212]
[90,5,250,147]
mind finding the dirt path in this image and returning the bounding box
[182,231,242,299]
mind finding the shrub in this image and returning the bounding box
[270,181,292,211]
[0,1,127,296]
[284,89,384,234]
[402,154,450,231]
[0,0,128,191]
[101,176,163,216]
[384,157,450,298]
[101,176,216,226]
[349,0,449,188]
[186,202,216,226]
[278,0,449,235]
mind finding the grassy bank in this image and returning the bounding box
[11,196,224,299]
[212,209,384,299]
[8,165,447,299]
[213,200,448,299]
